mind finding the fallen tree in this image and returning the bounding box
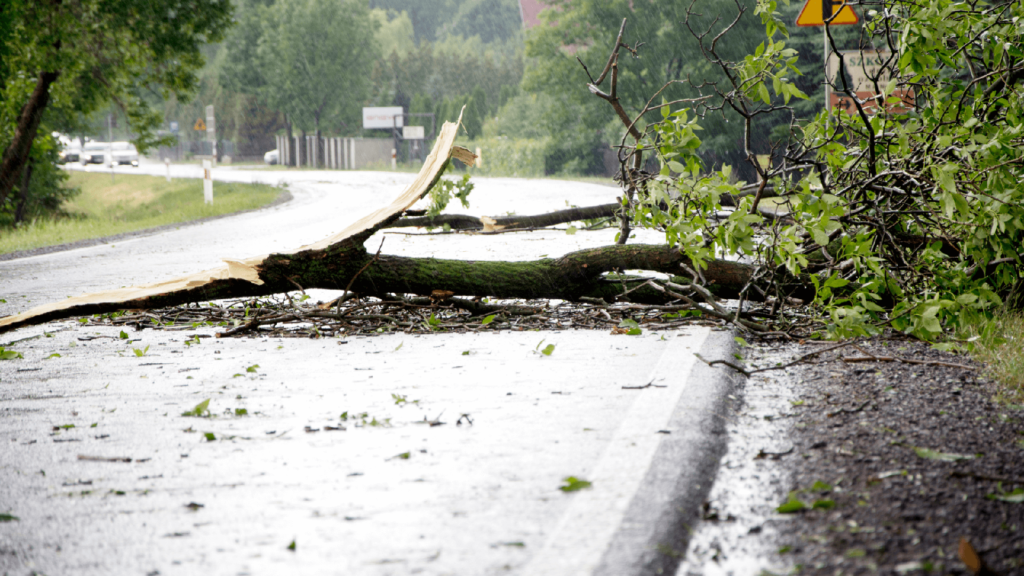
[2,0,1022,342]
[0,117,770,335]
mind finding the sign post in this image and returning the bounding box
[205,105,216,165]
[202,159,213,205]
[795,0,859,123]
[107,113,114,183]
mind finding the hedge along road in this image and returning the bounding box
[0,160,739,575]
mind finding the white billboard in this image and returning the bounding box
[363,107,404,129]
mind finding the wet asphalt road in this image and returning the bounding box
[0,163,737,575]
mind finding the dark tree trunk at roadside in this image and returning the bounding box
[14,160,33,224]
[0,70,59,209]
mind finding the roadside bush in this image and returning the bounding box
[456,136,546,178]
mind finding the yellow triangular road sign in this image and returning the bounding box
[194,118,207,131]
[796,0,858,26]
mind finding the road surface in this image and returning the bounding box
[0,162,738,575]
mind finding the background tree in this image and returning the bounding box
[0,0,232,215]
[257,0,380,142]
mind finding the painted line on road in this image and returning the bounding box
[523,327,739,575]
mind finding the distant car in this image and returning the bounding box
[80,141,109,165]
[109,142,139,167]
[59,144,81,164]
[264,149,279,165]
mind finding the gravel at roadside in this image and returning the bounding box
[682,336,1024,576]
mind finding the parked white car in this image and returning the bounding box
[59,143,81,164]
[264,149,279,165]
[79,141,109,165]
[109,142,139,167]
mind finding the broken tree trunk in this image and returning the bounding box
[0,117,777,335]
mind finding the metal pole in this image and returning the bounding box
[108,114,114,183]
[824,26,830,129]
[823,0,832,130]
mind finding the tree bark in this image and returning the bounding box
[0,70,59,210]
[14,160,33,224]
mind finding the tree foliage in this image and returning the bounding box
[259,0,380,136]
[611,0,1024,340]
[0,0,231,224]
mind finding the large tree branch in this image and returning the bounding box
[390,203,621,231]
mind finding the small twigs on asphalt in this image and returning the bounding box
[841,345,976,370]
[827,400,871,418]
[754,446,794,460]
[622,379,667,390]
[949,470,1024,485]
[696,339,862,378]
[78,454,133,463]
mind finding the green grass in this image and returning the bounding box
[0,171,282,255]
[966,311,1024,404]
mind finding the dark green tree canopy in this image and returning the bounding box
[0,0,233,220]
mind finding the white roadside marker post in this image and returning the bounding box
[164,158,171,182]
[203,159,213,205]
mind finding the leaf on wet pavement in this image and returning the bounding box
[182,398,211,417]
[559,476,592,492]
[776,492,807,513]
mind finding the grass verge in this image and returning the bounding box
[965,311,1024,404]
[0,171,282,255]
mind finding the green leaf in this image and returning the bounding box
[812,499,836,509]
[394,342,404,351]
[182,398,211,417]
[987,488,1024,503]
[566,226,578,235]
[246,364,259,373]
[287,540,296,551]
[776,493,807,513]
[204,432,216,441]
[0,513,19,522]
[810,480,832,491]
[559,476,592,492]
[540,344,556,356]
[845,548,866,558]
[481,315,496,326]
[913,447,975,462]
[234,408,248,416]
[810,227,830,247]
[734,336,749,348]
[119,330,129,340]
[46,353,61,359]
[132,346,149,357]
[619,319,640,329]
[0,347,23,360]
